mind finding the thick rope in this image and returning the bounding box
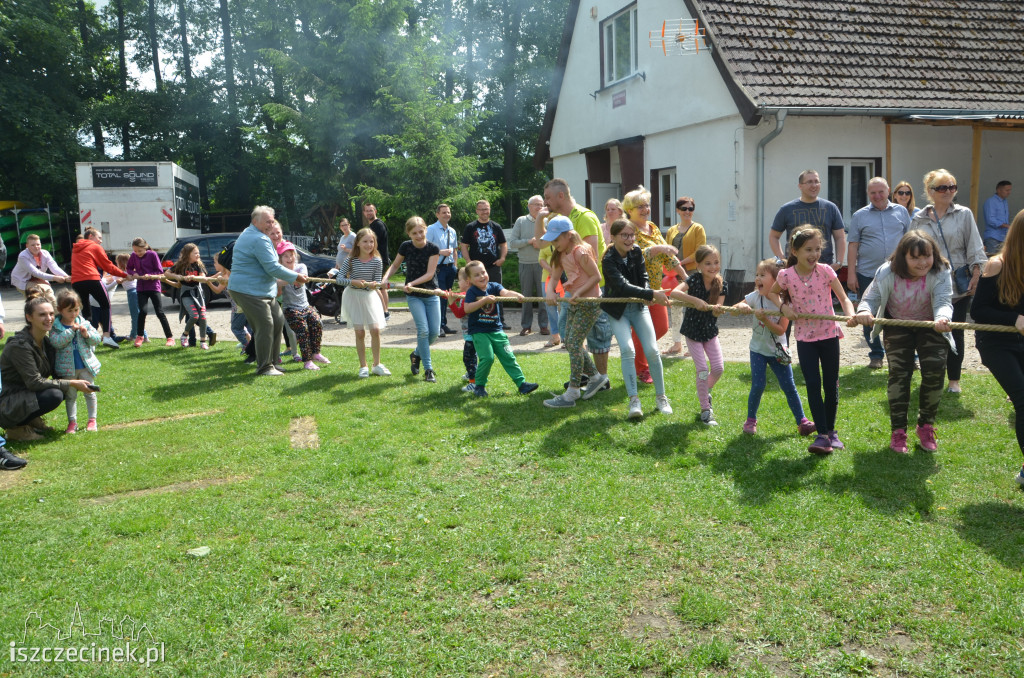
[133,275,1019,334]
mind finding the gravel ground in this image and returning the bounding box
[4,286,986,372]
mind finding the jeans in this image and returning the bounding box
[544,279,560,335]
[686,336,724,410]
[748,351,806,423]
[125,288,146,339]
[518,262,547,331]
[436,264,458,327]
[230,309,252,345]
[608,304,664,397]
[633,303,669,373]
[407,294,441,370]
[857,273,884,360]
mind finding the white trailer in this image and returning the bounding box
[75,161,201,254]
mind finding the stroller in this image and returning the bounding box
[308,280,342,323]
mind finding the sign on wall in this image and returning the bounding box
[91,165,158,187]
[174,177,201,230]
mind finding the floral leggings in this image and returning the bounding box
[284,306,323,361]
[564,302,600,388]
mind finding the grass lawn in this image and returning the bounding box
[1,344,1022,677]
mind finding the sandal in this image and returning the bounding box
[544,339,561,348]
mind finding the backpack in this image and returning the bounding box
[216,239,235,271]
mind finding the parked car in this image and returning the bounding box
[160,233,335,301]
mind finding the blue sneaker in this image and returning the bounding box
[518,382,538,395]
[1016,468,1024,488]
[473,385,488,397]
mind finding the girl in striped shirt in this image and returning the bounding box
[339,228,390,378]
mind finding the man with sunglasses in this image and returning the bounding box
[982,181,1013,255]
[846,177,911,368]
[769,169,846,269]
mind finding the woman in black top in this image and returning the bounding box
[601,218,673,419]
[384,216,440,382]
[971,209,1024,487]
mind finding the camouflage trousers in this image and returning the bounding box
[883,325,948,430]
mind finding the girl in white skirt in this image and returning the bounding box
[339,228,390,377]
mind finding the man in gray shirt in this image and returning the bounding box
[507,195,549,335]
[847,177,911,368]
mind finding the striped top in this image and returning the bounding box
[339,256,382,285]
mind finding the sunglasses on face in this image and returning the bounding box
[677,206,695,212]
[931,184,957,193]
[895,190,911,196]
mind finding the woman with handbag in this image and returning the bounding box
[909,169,987,393]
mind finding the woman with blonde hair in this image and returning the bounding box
[909,169,987,393]
[621,186,687,383]
[972,209,1024,485]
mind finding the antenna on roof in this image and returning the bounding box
[649,19,706,55]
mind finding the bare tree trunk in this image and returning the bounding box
[76,0,105,155]
[148,0,163,91]
[116,0,130,158]
[500,0,521,220]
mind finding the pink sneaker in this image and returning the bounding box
[797,418,816,436]
[890,428,908,454]
[180,336,188,348]
[165,337,175,347]
[637,370,653,384]
[742,418,757,435]
[133,336,144,348]
[85,418,98,432]
[312,353,331,364]
[65,420,77,434]
[303,360,320,371]
[915,424,937,452]
[200,341,209,350]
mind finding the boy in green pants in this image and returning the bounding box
[462,260,539,397]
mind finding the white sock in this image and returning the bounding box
[565,387,581,400]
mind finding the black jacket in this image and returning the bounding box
[601,246,654,320]
[972,273,1024,349]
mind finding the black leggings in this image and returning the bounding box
[72,280,111,333]
[19,388,65,426]
[978,338,1024,460]
[947,296,971,381]
[796,336,841,435]
[137,290,173,338]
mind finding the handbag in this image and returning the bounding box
[760,297,792,365]
[931,209,973,294]
[772,336,792,366]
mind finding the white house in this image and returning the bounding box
[534,0,1024,288]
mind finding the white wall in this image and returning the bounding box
[549,0,738,161]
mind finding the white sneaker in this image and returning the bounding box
[358,367,370,378]
[461,383,476,392]
[102,336,119,349]
[371,364,391,376]
[581,373,609,400]
[543,393,577,408]
[627,395,643,419]
[655,395,673,415]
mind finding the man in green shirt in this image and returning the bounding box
[542,178,612,386]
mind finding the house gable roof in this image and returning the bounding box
[690,0,1024,114]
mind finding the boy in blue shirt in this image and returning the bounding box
[462,260,538,397]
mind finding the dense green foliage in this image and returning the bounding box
[0,0,567,231]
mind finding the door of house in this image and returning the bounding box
[827,159,876,223]
[657,169,677,233]
[590,183,622,217]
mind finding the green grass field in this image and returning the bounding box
[1,344,1022,677]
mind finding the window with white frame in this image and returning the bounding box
[602,5,638,86]
[827,159,877,223]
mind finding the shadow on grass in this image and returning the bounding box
[697,433,823,505]
[937,390,976,421]
[825,445,938,516]
[956,502,1024,570]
